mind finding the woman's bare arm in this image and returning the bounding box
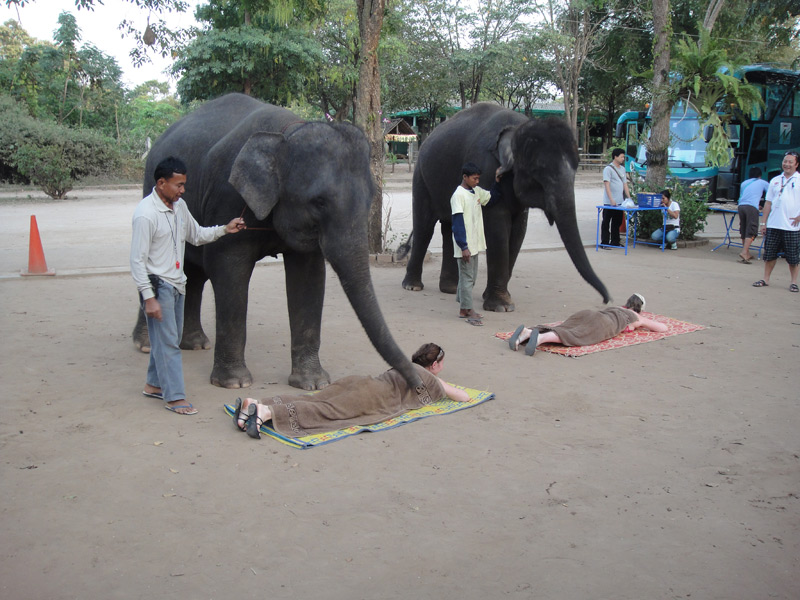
[632,314,668,333]
[439,380,470,402]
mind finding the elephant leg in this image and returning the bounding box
[439,221,458,294]
[206,247,255,389]
[180,259,211,350]
[403,177,437,291]
[132,307,149,353]
[482,210,526,312]
[284,250,330,391]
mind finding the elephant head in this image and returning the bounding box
[503,118,611,304]
[228,122,424,389]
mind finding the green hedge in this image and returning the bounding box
[629,177,709,241]
[0,95,119,198]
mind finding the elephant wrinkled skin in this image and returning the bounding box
[401,102,610,311]
[133,93,422,392]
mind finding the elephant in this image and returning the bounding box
[132,93,423,392]
[401,102,610,311]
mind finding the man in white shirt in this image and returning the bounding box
[130,156,246,414]
[753,151,800,292]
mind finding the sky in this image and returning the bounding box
[0,0,201,90]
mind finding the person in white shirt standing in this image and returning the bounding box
[601,148,631,247]
[130,156,246,415]
[753,151,800,292]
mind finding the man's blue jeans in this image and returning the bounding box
[651,228,679,244]
[145,279,186,403]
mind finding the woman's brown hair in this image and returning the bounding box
[412,343,444,368]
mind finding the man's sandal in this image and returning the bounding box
[752,280,768,287]
[790,283,799,293]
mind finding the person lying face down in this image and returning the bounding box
[507,293,668,356]
[232,343,470,439]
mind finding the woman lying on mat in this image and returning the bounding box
[507,293,667,356]
[232,343,470,439]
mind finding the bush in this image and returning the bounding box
[629,177,709,241]
[0,94,120,198]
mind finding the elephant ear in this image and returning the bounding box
[229,132,284,221]
[492,125,517,176]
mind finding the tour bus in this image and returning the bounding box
[616,64,800,201]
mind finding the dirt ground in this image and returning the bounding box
[1,171,798,599]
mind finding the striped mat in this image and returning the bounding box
[223,385,495,449]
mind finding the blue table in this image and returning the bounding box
[595,206,668,255]
[709,206,764,258]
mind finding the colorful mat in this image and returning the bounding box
[495,312,704,357]
[223,385,495,449]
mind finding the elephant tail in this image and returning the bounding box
[394,231,413,261]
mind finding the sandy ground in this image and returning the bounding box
[1,170,798,599]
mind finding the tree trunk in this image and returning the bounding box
[646,0,672,188]
[355,0,385,254]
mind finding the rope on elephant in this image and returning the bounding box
[237,204,274,232]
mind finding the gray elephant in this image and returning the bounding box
[401,102,610,311]
[133,93,423,392]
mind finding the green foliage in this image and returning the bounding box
[670,29,764,168]
[629,177,709,241]
[173,20,323,105]
[0,94,119,198]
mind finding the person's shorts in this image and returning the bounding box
[737,204,759,240]
[763,228,800,265]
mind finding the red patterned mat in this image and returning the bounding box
[495,313,705,357]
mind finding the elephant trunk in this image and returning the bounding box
[324,241,424,390]
[555,204,612,304]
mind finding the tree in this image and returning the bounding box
[354,0,385,254]
[4,0,191,67]
[0,93,119,197]
[172,0,324,104]
[536,0,614,139]
[309,0,360,120]
[380,3,454,128]
[404,0,532,109]
[481,32,554,114]
[645,0,671,187]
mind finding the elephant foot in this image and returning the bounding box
[132,316,150,353]
[288,367,331,391]
[402,277,424,291]
[180,330,212,351]
[483,294,515,313]
[210,364,253,389]
[132,331,150,353]
[439,281,458,295]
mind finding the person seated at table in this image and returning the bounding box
[650,190,680,250]
[507,293,668,356]
[232,343,470,439]
[736,166,769,263]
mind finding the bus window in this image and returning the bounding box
[626,123,638,159]
[765,83,790,120]
[748,127,769,165]
[780,88,800,117]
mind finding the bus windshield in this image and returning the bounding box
[635,100,707,168]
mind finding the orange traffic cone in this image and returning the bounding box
[21,215,55,276]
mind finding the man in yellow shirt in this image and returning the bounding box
[450,162,504,326]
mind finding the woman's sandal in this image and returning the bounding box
[790,283,799,293]
[508,324,526,351]
[752,280,768,287]
[232,397,247,431]
[525,328,539,356]
[245,402,263,439]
